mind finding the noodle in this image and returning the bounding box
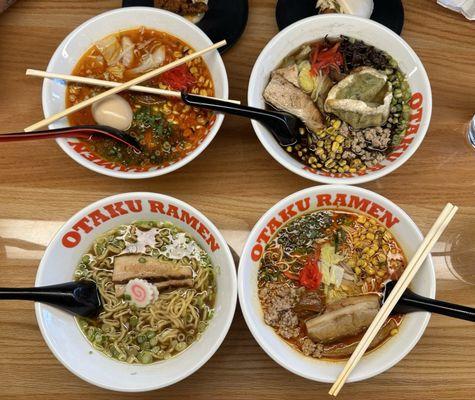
[75,221,216,364]
[258,210,407,359]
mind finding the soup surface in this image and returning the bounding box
[75,220,216,364]
[264,36,412,176]
[258,210,406,359]
[67,27,215,169]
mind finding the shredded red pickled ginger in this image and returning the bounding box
[310,42,344,76]
[160,64,196,91]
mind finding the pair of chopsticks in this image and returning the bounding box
[25,39,230,132]
[329,203,458,396]
[26,70,241,106]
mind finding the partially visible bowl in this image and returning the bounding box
[248,14,432,185]
[42,7,228,179]
[36,192,237,391]
[238,185,435,382]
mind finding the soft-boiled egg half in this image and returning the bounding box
[91,94,134,131]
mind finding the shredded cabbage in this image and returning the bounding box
[320,243,345,288]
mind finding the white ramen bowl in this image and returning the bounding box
[248,15,432,185]
[238,185,435,382]
[42,7,229,179]
[35,192,237,392]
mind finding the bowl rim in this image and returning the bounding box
[42,7,229,180]
[247,14,432,185]
[237,184,436,382]
[35,191,238,392]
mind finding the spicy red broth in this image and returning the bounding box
[66,27,215,169]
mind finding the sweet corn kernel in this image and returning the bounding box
[335,134,345,143]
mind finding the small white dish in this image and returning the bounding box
[238,185,435,382]
[36,192,237,391]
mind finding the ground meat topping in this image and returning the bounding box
[258,283,302,338]
[277,310,300,339]
[349,126,391,167]
[320,122,390,168]
[299,337,324,358]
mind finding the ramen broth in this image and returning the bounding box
[74,221,216,364]
[264,36,412,176]
[258,210,406,360]
[66,27,215,169]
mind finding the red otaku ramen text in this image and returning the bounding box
[61,199,220,252]
[250,193,400,261]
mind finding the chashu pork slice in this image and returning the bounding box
[264,72,324,133]
[274,64,300,87]
[112,254,193,283]
[305,294,380,343]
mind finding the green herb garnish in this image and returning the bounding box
[132,106,173,138]
[277,211,333,253]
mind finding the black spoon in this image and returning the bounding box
[0,125,142,153]
[181,92,299,146]
[0,281,102,318]
[382,280,475,322]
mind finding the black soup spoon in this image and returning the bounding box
[0,281,102,318]
[382,280,475,322]
[181,92,299,146]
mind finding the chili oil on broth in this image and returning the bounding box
[74,220,217,365]
[257,210,406,360]
[66,27,216,170]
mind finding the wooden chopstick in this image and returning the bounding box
[329,203,458,396]
[25,40,226,132]
[26,69,240,105]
